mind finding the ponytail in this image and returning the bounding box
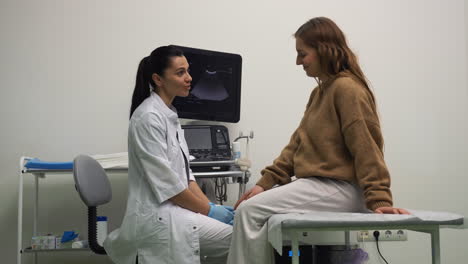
[130,57,151,118]
[129,45,184,119]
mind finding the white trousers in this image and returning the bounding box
[195,213,232,264]
[226,177,369,264]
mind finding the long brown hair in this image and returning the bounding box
[294,17,376,105]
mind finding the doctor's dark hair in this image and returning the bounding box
[129,45,184,118]
[294,17,376,107]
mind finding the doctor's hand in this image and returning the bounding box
[209,202,235,214]
[374,207,410,215]
[221,205,235,213]
[208,204,235,225]
[234,185,264,209]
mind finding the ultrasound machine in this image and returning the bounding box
[172,45,242,172]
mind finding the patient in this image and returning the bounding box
[227,17,409,264]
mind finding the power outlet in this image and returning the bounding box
[357,230,407,242]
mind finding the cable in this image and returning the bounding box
[233,135,249,142]
[373,231,389,264]
[214,177,227,205]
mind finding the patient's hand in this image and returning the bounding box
[234,185,265,209]
[374,207,410,215]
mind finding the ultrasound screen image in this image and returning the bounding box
[191,69,229,101]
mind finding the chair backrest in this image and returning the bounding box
[73,155,112,206]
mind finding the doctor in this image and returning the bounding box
[104,45,234,264]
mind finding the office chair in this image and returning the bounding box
[73,155,112,255]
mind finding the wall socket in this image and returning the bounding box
[357,230,407,242]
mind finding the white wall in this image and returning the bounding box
[1,0,467,263]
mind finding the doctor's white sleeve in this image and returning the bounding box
[130,113,186,204]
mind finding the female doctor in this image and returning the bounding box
[104,46,234,264]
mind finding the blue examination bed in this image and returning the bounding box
[24,158,74,170]
[23,153,129,171]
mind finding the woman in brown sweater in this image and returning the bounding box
[227,17,409,264]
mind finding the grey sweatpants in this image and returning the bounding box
[227,177,369,264]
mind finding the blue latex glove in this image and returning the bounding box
[209,202,235,214]
[209,202,235,215]
[208,203,234,225]
[222,205,235,213]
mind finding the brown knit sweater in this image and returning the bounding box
[256,74,393,211]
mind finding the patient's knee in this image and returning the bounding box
[236,197,257,217]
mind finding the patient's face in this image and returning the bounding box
[295,38,322,79]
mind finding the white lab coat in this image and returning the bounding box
[104,92,205,264]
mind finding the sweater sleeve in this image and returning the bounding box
[256,128,300,190]
[334,79,393,210]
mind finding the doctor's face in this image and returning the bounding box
[295,37,322,79]
[155,56,192,100]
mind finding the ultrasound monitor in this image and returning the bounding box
[184,126,211,150]
[172,45,242,123]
